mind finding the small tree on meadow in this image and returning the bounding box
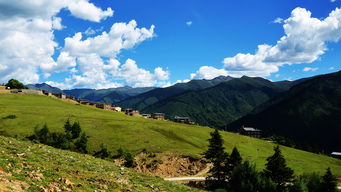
[264,145,294,191]
[74,132,88,154]
[71,121,81,139]
[34,124,50,144]
[204,129,226,160]
[124,152,136,167]
[94,144,110,159]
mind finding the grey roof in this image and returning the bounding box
[242,127,261,132]
[174,116,190,119]
[331,152,341,156]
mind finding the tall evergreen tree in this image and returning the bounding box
[227,147,242,177]
[204,129,226,160]
[35,124,50,144]
[228,161,276,192]
[320,167,337,192]
[64,119,73,140]
[204,129,229,190]
[264,145,294,191]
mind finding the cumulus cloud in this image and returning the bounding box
[303,67,318,72]
[191,7,341,80]
[0,0,168,88]
[0,0,114,84]
[190,66,228,80]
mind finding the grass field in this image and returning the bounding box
[0,136,203,191]
[0,94,340,176]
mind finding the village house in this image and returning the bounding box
[239,126,261,138]
[0,86,6,90]
[78,100,90,105]
[151,113,165,120]
[111,106,122,112]
[125,109,140,117]
[141,114,151,118]
[42,90,53,96]
[53,93,66,99]
[96,103,111,110]
[174,116,193,124]
[331,152,341,159]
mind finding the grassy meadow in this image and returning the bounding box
[0,94,340,176]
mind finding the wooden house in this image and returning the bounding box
[96,103,111,110]
[239,126,261,138]
[174,116,193,124]
[111,106,122,112]
[125,109,140,117]
[151,113,165,120]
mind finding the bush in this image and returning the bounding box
[2,115,17,119]
[94,144,110,159]
[124,152,136,168]
[74,132,88,154]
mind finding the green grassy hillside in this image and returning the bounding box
[0,136,202,192]
[0,94,340,176]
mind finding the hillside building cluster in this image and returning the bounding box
[1,86,194,124]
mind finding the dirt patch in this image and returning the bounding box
[134,153,207,178]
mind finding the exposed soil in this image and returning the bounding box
[133,153,208,178]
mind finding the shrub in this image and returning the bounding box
[124,152,136,168]
[94,144,110,159]
[2,115,17,119]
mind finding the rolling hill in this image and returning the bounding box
[27,83,63,94]
[116,76,234,110]
[228,71,341,152]
[0,136,203,192]
[0,94,340,176]
[142,76,297,128]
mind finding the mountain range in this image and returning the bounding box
[228,71,341,152]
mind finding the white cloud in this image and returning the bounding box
[63,20,155,58]
[0,0,114,84]
[303,67,318,72]
[273,17,284,23]
[331,0,337,2]
[275,74,280,78]
[219,7,341,77]
[329,66,335,70]
[186,21,193,26]
[190,66,229,80]
[84,26,103,36]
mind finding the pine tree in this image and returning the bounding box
[320,167,337,192]
[74,132,88,154]
[204,129,229,190]
[71,122,81,139]
[227,147,242,177]
[204,129,225,160]
[64,119,73,140]
[228,160,276,192]
[35,124,50,144]
[264,145,294,191]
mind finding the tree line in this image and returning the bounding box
[204,129,338,192]
[28,119,136,168]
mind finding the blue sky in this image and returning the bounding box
[0,0,340,88]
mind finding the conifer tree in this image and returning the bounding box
[227,147,242,176]
[204,129,229,189]
[264,145,294,191]
[71,121,81,139]
[204,129,226,160]
[74,132,88,154]
[320,167,337,192]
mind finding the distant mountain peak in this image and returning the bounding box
[212,75,234,81]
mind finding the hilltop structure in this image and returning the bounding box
[239,126,261,138]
